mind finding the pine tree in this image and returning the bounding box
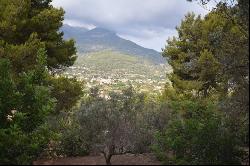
[0,0,76,70]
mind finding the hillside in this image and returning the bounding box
[61,24,88,40]
[65,50,171,94]
[61,24,166,64]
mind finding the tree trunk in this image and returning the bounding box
[103,144,115,165]
[104,153,112,165]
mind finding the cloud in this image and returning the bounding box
[52,0,211,51]
[64,19,96,30]
[118,27,177,52]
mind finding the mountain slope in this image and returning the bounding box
[65,50,170,93]
[61,24,88,40]
[62,25,166,64]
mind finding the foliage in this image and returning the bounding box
[155,1,249,164]
[0,48,56,164]
[42,108,91,158]
[61,86,167,164]
[153,96,242,165]
[164,0,249,142]
[0,0,82,164]
[58,126,90,157]
[49,76,83,113]
[0,123,56,165]
[0,0,248,165]
[0,0,77,70]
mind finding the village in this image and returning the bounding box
[64,65,169,95]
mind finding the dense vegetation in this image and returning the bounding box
[153,0,249,164]
[0,0,248,165]
[0,0,82,164]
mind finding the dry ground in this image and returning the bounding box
[33,153,161,165]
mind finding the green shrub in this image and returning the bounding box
[58,127,90,157]
[153,100,243,165]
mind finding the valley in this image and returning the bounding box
[64,50,172,95]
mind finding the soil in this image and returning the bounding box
[33,153,161,165]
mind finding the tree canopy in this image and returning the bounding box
[0,0,82,164]
[0,0,76,70]
[154,1,249,164]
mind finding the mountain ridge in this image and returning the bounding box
[61,24,166,64]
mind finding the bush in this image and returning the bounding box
[152,99,243,165]
[58,128,91,157]
[0,52,56,164]
[68,87,165,164]
[41,110,91,158]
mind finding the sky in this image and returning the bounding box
[52,0,214,51]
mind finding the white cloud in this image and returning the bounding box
[64,19,96,30]
[52,0,211,50]
[119,28,177,51]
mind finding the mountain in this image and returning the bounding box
[61,24,166,64]
[62,25,171,93]
[61,24,89,40]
